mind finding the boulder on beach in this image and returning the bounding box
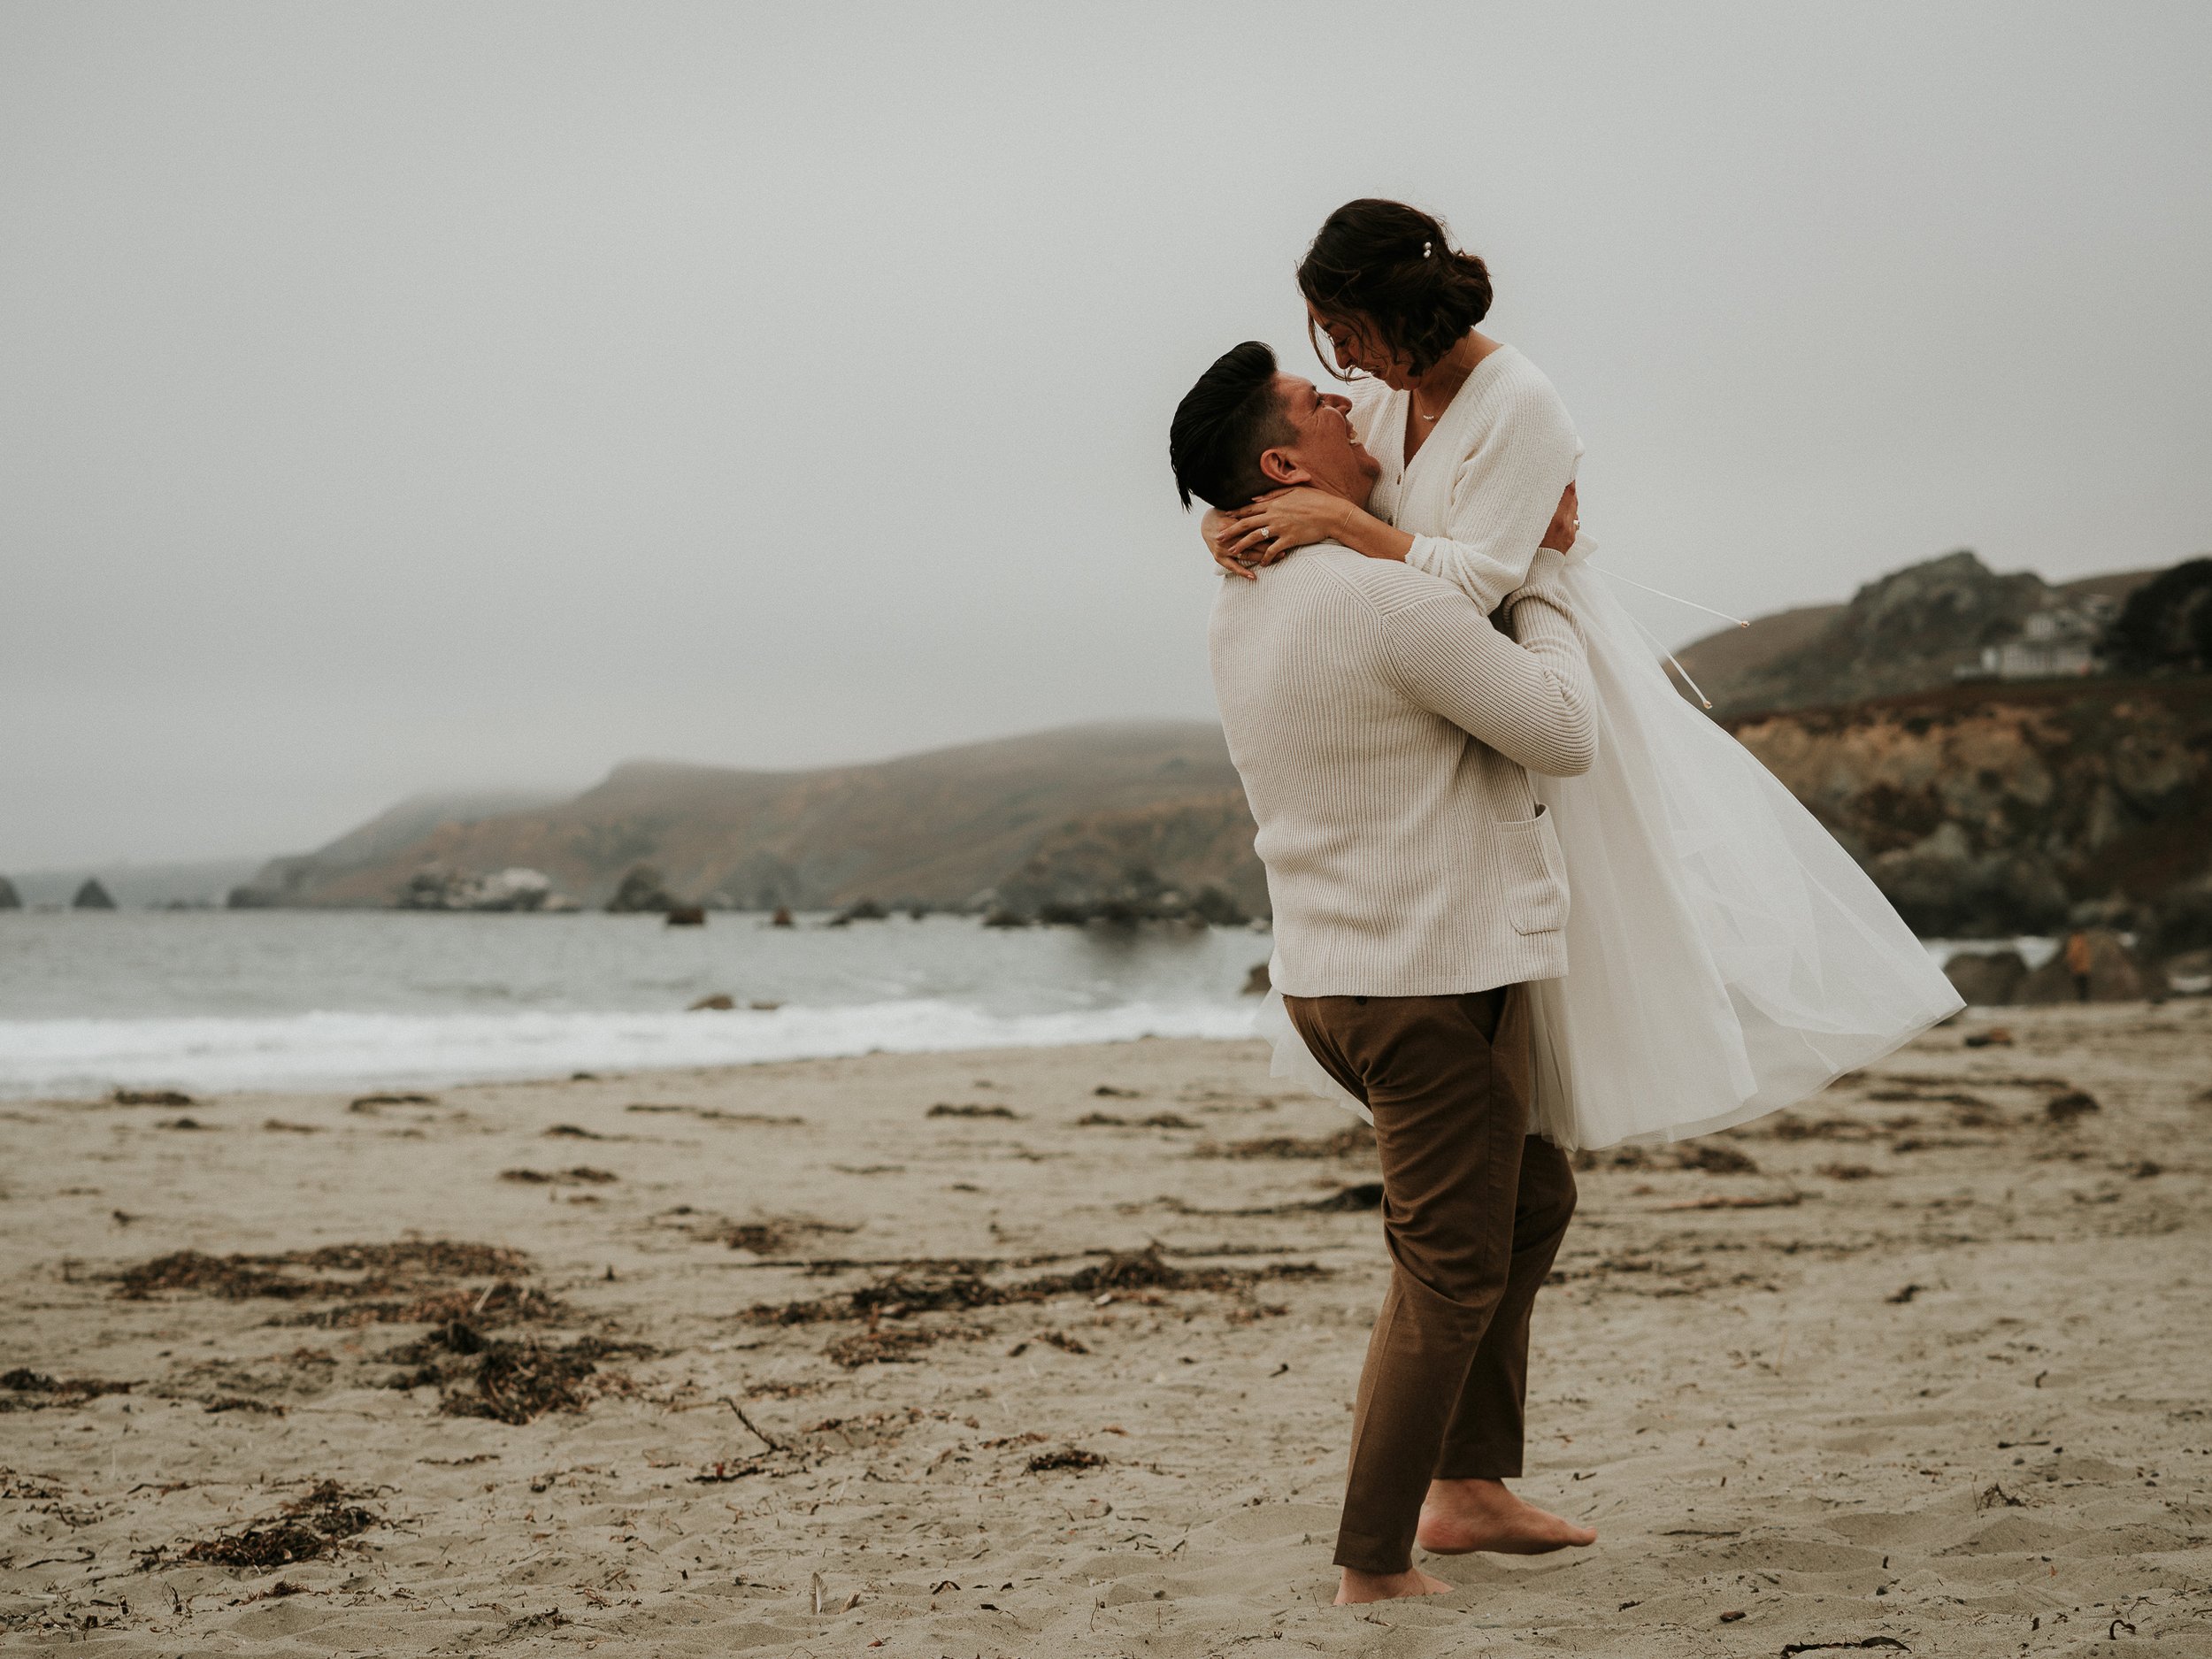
[73,879,117,910]
[1944,949,2027,1007]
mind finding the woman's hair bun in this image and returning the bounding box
[1297,199,1493,377]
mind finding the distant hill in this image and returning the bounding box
[1674,552,2168,716]
[242,723,1269,916]
[231,789,565,907]
[227,557,2212,943]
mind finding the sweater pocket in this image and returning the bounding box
[1496,805,1571,936]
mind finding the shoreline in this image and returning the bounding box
[4,1005,2208,1655]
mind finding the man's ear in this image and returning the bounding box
[1256,445,1312,488]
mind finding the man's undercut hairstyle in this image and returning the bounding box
[1169,341,1294,511]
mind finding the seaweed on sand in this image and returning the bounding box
[382,1323,654,1424]
[140,1479,380,1571]
[1026,1447,1105,1473]
[1196,1124,1375,1160]
[114,1240,529,1302]
[0,1369,136,1410]
[742,1245,1326,1326]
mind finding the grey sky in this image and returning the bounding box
[4,2,2208,869]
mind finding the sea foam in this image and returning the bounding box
[0,999,1261,1100]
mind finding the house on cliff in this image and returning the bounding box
[1969,594,2116,681]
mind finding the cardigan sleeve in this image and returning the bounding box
[1402,370,1583,617]
[1379,549,1595,778]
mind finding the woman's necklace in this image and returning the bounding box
[1413,349,1479,421]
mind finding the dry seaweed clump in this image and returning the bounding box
[691,1214,858,1255]
[114,1240,528,1302]
[1,1369,135,1410]
[744,1245,1326,1327]
[110,1240,562,1331]
[824,1329,941,1369]
[1027,1446,1105,1474]
[1198,1124,1375,1160]
[382,1323,653,1425]
[141,1479,380,1571]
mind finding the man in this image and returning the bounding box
[1171,341,1599,1605]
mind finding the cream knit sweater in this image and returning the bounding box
[1209,544,1594,998]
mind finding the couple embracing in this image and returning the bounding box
[1169,199,1960,1604]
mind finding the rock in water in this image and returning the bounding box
[606,865,679,914]
[0,876,19,910]
[770,908,795,928]
[1944,949,2027,1006]
[1241,961,1271,996]
[73,879,117,910]
[664,906,706,927]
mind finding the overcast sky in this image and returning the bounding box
[3,2,2208,869]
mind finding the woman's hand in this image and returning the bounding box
[1225,488,1349,567]
[1540,480,1580,553]
[1204,487,1416,577]
[1201,506,1260,580]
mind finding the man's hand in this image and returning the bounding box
[1540,480,1580,553]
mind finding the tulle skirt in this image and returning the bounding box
[1258,548,1964,1150]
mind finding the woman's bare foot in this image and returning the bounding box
[1334,1565,1453,1605]
[1415,1478,1597,1556]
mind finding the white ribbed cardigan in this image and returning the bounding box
[1358,344,1582,613]
[1208,545,1594,998]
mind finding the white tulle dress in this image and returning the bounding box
[1256,349,1962,1148]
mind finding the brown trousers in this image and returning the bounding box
[1284,986,1577,1576]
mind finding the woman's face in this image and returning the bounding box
[1308,302,1417,390]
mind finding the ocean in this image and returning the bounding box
[0,910,1273,1099]
[0,910,2039,1101]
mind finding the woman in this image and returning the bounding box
[1208,198,1961,1149]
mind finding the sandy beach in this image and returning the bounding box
[3,1001,2208,1656]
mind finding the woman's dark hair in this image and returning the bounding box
[1296,198,1493,379]
[1168,340,1291,510]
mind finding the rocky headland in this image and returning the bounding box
[206,555,2212,964]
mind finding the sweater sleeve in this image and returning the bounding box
[1402,370,1582,617]
[1379,549,1595,777]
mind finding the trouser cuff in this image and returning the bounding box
[1433,1454,1524,1480]
[1332,1526,1412,1576]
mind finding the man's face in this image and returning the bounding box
[1259,374,1380,505]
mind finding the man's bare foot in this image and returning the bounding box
[1415,1478,1597,1556]
[1334,1565,1452,1605]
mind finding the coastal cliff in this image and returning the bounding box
[1732,676,2212,944]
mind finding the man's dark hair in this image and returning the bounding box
[1168,341,1293,510]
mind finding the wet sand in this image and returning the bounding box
[2,1001,2208,1655]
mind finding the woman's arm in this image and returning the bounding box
[1207,480,1578,580]
[1403,375,1582,613]
[1203,493,1409,579]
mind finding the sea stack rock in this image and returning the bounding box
[0,876,19,910]
[73,878,117,910]
[606,864,680,914]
